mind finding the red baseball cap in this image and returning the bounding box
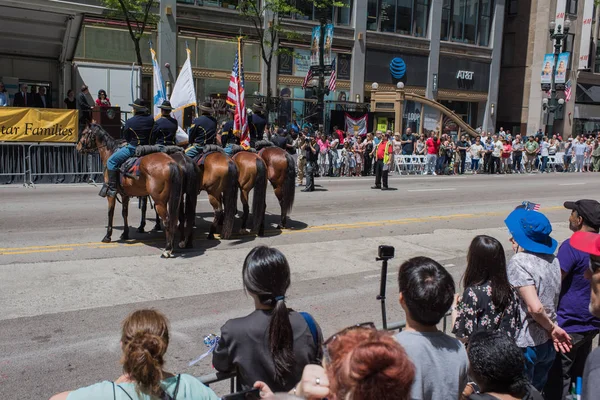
[570,231,600,256]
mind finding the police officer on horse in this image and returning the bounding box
[103,98,153,198]
[249,102,267,148]
[151,100,178,148]
[221,107,239,155]
[186,102,217,159]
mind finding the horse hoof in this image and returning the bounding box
[120,233,129,241]
[152,226,162,233]
[276,225,283,230]
[161,250,173,258]
[207,234,215,240]
[102,236,111,243]
[137,227,145,233]
[178,241,187,249]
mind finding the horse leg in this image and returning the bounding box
[152,209,162,232]
[155,202,173,258]
[120,196,130,241]
[207,194,222,240]
[239,188,250,234]
[138,196,147,233]
[178,192,187,249]
[103,196,116,243]
[274,186,287,229]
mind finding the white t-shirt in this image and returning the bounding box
[470,144,483,159]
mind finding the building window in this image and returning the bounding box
[441,0,495,46]
[366,0,430,37]
[506,0,518,15]
[566,0,577,15]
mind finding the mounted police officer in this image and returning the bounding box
[151,100,178,148]
[249,102,267,148]
[220,107,239,155]
[102,98,153,198]
[186,102,217,159]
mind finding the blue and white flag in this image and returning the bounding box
[150,45,166,119]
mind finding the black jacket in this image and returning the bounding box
[151,115,178,146]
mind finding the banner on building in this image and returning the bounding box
[555,0,566,34]
[0,108,78,143]
[150,45,167,119]
[579,0,594,70]
[310,26,321,66]
[541,54,555,84]
[555,52,569,84]
[345,113,368,135]
[324,24,334,65]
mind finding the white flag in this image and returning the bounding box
[151,46,166,119]
[170,47,197,126]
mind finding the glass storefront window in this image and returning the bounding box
[366,0,431,37]
[336,0,352,25]
[441,0,495,47]
[381,0,397,32]
[367,0,379,30]
[76,25,156,64]
[197,78,258,103]
[396,0,413,35]
[414,0,430,37]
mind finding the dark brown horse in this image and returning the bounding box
[77,124,183,258]
[258,146,296,228]
[232,149,267,236]
[196,150,239,240]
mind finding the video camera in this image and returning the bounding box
[376,245,395,329]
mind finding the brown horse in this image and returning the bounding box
[195,149,239,240]
[258,145,296,229]
[77,124,183,258]
[232,149,267,236]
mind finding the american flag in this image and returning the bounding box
[328,58,337,91]
[522,201,541,211]
[565,79,572,102]
[227,39,249,148]
[302,67,314,89]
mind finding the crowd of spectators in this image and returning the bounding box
[49,200,600,400]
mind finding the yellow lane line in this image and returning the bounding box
[0,206,564,256]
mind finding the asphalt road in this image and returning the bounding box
[0,172,597,399]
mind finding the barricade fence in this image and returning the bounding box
[0,142,104,186]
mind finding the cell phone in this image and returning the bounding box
[221,388,261,400]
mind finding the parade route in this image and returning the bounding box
[0,173,598,398]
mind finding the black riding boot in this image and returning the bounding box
[99,170,119,198]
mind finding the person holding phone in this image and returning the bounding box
[213,246,322,393]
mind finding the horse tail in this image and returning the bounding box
[167,162,183,243]
[252,157,268,233]
[282,152,296,215]
[221,158,239,239]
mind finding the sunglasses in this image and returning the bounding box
[322,322,376,364]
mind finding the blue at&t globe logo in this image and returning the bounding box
[389,57,406,79]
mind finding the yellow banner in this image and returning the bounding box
[0,107,78,143]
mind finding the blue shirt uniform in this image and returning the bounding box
[221,120,239,146]
[189,115,218,146]
[123,113,154,146]
[249,113,267,144]
[151,115,178,146]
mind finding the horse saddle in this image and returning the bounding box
[119,157,142,182]
[255,140,274,151]
[135,145,183,157]
[193,145,226,166]
[230,145,257,155]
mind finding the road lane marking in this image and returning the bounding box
[0,206,563,256]
[407,188,456,192]
[559,182,587,186]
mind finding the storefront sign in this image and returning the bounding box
[579,0,594,70]
[0,108,78,143]
[294,49,311,77]
[456,70,474,80]
[366,50,428,86]
[337,53,352,80]
[432,73,438,92]
[390,58,406,79]
[278,47,294,75]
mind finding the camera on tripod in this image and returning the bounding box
[377,245,395,261]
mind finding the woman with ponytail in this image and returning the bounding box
[213,246,322,392]
[50,309,219,400]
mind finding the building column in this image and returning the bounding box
[350,0,367,102]
[426,0,442,100]
[158,0,177,87]
[483,0,505,133]
[260,10,278,97]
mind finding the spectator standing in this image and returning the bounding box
[512,137,524,173]
[371,132,392,190]
[504,208,572,391]
[96,89,111,107]
[13,83,33,107]
[456,135,470,174]
[76,85,93,130]
[50,309,219,400]
[572,138,587,172]
[363,133,374,176]
[302,133,320,192]
[544,200,600,400]
[0,82,8,107]
[295,132,306,186]
[469,137,483,174]
[317,133,329,177]
[353,137,363,176]
[568,231,600,399]
[563,138,574,172]
[465,331,544,400]
[491,135,503,174]
[401,127,416,156]
[328,134,340,177]
[502,139,513,174]
[425,131,441,175]
[483,136,494,173]
[395,256,469,400]
[393,133,402,156]
[333,125,344,145]
[213,246,322,391]
[584,139,593,172]
[416,134,426,155]
[38,86,48,108]
[524,136,539,173]
[452,235,521,343]
[539,137,550,173]
[592,140,600,172]
[63,89,76,109]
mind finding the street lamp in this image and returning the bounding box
[396,81,404,89]
[542,18,570,131]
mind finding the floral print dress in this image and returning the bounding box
[452,282,522,341]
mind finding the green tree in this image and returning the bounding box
[101,0,158,66]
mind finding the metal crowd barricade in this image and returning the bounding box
[28,143,104,185]
[0,142,29,185]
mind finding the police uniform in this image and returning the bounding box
[249,112,267,148]
[186,115,218,159]
[221,119,239,155]
[151,115,178,147]
[302,134,320,192]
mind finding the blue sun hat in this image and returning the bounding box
[504,208,558,254]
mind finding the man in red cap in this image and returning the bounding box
[570,231,600,399]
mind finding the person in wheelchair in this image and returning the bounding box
[102,98,153,198]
